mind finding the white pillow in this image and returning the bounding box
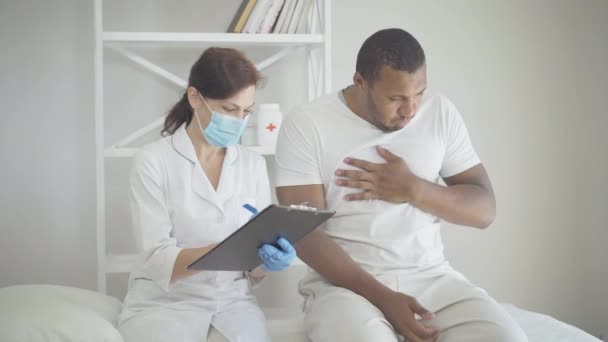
[0,284,124,342]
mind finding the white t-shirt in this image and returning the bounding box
[274,91,480,274]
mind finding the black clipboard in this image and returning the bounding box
[187,204,335,271]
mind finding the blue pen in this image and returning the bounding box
[242,203,259,216]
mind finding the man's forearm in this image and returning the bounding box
[277,184,391,305]
[411,178,496,228]
[296,229,391,305]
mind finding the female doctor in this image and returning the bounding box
[117,47,296,342]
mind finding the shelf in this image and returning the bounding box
[104,145,275,158]
[105,253,304,274]
[103,32,325,48]
[95,0,331,293]
[104,147,140,158]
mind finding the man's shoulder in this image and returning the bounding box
[419,93,452,113]
[287,92,342,121]
[415,93,463,126]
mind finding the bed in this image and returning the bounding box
[0,284,600,341]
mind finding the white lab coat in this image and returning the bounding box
[117,124,272,342]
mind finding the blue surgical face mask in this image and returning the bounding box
[195,93,249,148]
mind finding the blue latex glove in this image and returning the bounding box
[257,237,296,271]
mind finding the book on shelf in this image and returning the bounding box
[227,0,313,34]
[227,0,247,32]
[276,0,298,33]
[286,0,307,34]
[242,0,273,33]
[272,0,294,33]
[228,0,258,33]
[296,0,313,33]
[258,0,286,33]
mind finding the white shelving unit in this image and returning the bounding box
[104,32,325,46]
[94,0,332,293]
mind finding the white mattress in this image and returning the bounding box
[1,285,599,342]
[264,304,601,342]
[501,304,601,342]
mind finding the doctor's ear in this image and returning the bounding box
[187,86,200,99]
[186,87,202,108]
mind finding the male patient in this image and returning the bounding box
[274,28,528,342]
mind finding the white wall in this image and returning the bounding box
[0,0,97,290]
[575,1,608,334]
[1,0,606,337]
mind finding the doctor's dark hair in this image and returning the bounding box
[162,47,261,136]
[356,28,426,85]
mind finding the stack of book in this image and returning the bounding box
[227,0,314,34]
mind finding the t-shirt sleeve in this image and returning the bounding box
[274,109,323,186]
[439,98,481,178]
[255,155,272,208]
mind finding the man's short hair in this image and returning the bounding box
[356,28,426,84]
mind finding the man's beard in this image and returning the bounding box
[364,91,398,132]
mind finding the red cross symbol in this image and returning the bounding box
[266,123,277,132]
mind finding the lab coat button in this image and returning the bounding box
[217,216,225,223]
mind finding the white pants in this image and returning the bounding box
[303,266,528,342]
[119,300,270,342]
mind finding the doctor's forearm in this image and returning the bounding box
[410,179,496,229]
[170,245,215,282]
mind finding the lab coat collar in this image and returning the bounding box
[170,124,238,166]
[171,123,238,214]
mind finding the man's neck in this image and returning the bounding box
[342,85,371,124]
